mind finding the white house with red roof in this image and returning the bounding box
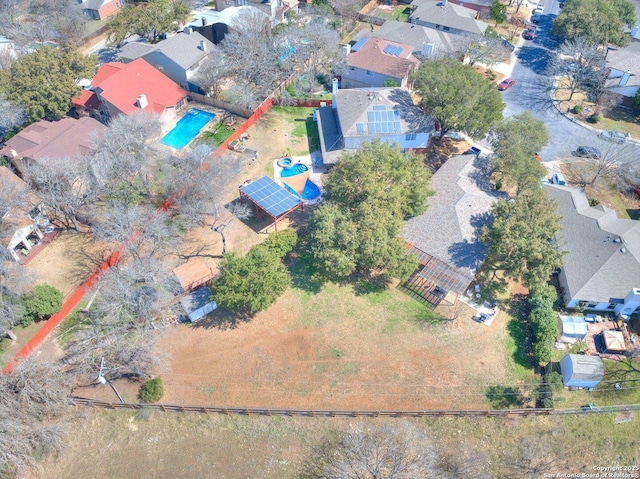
[341,37,419,89]
[82,0,122,20]
[72,58,189,124]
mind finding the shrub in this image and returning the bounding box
[587,113,601,123]
[485,69,497,82]
[21,284,63,326]
[588,198,600,207]
[139,377,164,403]
[572,104,582,114]
[263,229,298,258]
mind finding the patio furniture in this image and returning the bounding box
[21,248,28,256]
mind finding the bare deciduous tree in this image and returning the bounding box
[23,155,94,230]
[548,38,607,102]
[63,259,174,381]
[303,422,438,478]
[92,112,165,199]
[0,95,27,137]
[567,141,635,187]
[168,149,250,255]
[0,358,72,476]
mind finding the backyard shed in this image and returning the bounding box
[560,354,604,389]
[180,286,217,323]
[559,315,588,341]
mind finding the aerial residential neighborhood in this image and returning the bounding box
[0,0,639,476]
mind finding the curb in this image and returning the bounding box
[550,79,640,145]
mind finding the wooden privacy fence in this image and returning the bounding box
[189,93,254,119]
[70,397,640,417]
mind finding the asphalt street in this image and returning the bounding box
[487,0,640,163]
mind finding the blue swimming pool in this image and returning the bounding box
[301,179,320,200]
[280,163,309,177]
[284,179,321,201]
[161,109,215,149]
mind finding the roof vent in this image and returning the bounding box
[200,40,207,52]
[613,237,620,243]
[202,17,207,26]
[184,26,192,35]
[620,247,626,254]
[136,94,148,109]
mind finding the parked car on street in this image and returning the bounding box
[523,28,536,40]
[572,146,601,158]
[599,130,629,144]
[531,13,542,23]
[533,5,544,15]
[498,78,516,91]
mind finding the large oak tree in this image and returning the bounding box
[411,58,504,141]
[552,0,636,47]
[306,140,433,281]
[0,47,96,122]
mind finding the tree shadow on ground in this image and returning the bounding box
[190,305,255,330]
[353,274,391,296]
[285,251,323,295]
[485,384,525,409]
[506,293,534,370]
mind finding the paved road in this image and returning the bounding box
[487,1,640,163]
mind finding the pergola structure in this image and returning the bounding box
[239,176,303,232]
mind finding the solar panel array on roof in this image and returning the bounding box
[351,37,368,52]
[383,44,403,56]
[366,108,402,135]
[240,176,301,218]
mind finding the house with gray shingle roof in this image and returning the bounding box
[316,84,434,164]
[545,184,640,319]
[410,0,488,37]
[402,154,503,297]
[353,20,462,59]
[118,31,217,93]
[605,37,640,98]
[341,37,420,89]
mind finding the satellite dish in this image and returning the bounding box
[97,375,107,385]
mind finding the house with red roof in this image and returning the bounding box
[72,58,189,124]
[0,117,107,175]
[341,37,420,89]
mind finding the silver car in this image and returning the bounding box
[599,130,629,144]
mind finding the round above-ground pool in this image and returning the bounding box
[278,157,293,168]
[280,163,309,177]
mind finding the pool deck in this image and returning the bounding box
[159,102,228,148]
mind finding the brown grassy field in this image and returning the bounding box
[27,408,639,479]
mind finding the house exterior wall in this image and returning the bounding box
[344,132,430,150]
[410,18,472,36]
[98,0,121,19]
[342,66,406,89]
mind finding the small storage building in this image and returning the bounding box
[560,354,604,390]
[559,315,588,341]
[180,286,217,323]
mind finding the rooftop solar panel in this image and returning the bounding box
[351,37,368,52]
[240,176,301,218]
[373,105,386,111]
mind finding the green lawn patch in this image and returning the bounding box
[194,121,235,149]
[270,106,320,155]
[374,5,412,21]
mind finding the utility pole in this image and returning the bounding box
[97,357,125,403]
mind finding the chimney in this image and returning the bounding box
[202,17,207,26]
[184,26,192,35]
[331,78,339,108]
[342,44,351,56]
[136,94,148,109]
[200,40,207,52]
[421,42,434,57]
[620,70,631,86]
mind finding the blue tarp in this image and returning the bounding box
[560,315,588,339]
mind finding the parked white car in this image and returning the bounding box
[533,5,544,15]
[599,130,629,144]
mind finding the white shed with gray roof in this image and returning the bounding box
[560,354,604,389]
